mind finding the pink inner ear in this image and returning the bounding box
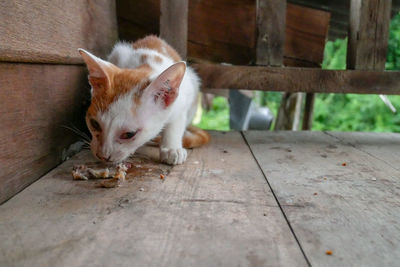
[151,62,186,108]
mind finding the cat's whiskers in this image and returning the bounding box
[62,125,91,143]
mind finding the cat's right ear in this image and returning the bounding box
[78,49,113,96]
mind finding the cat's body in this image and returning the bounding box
[79,36,209,165]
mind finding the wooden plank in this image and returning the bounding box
[0,0,118,64]
[276,4,329,130]
[244,131,400,266]
[347,0,392,70]
[325,132,400,172]
[117,0,160,40]
[284,3,330,67]
[0,63,89,204]
[188,0,256,65]
[193,63,400,95]
[160,0,188,58]
[0,132,308,266]
[256,0,286,66]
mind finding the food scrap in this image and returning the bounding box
[72,165,89,180]
[325,250,333,255]
[72,163,130,188]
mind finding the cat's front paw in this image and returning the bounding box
[160,147,187,165]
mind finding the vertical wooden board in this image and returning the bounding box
[117,0,160,41]
[256,0,286,66]
[160,0,188,58]
[244,131,400,266]
[0,63,89,204]
[187,0,256,64]
[0,132,307,267]
[0,0,118,64]
[347,0,392,70]
[284,3,330,67]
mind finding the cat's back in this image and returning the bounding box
[132,35,181,62]
[108,35,181,70]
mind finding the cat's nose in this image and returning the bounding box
[96,153,111,162]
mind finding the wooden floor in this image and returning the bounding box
[1,131,400,267]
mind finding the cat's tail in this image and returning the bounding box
[182,125,211,148]
[151,126,210,149]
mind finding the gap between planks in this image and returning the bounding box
[240,131,312,267]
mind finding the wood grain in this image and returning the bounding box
[0,63,89,204]
[284,3,330,67]
[160,0,188,58]
[0,0,118,64]
[256,0,286,66]
[244,131,400,266]
[188,0,256,65]
[117,0,160,41]
[0,132,307,266]
[194,63,400,95]
[347,0,392,70]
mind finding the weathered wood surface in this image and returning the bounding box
[283,3,330,68]
[0,0,118,64]
[160,0,188,58]
[326,132,400,172]
[256,0,286,66]
[188,0,256,65]
[117,1,330,66]
[117,0,160,41]
[0,132,307,267]
[194,63,400,95]
[347,0,392,70]
[244,131,400,266]
[0,63,89,204]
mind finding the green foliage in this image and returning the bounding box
[194,96,230,131]
[386,12,400,70]
[322,38,347,70]
[196,13,400,133]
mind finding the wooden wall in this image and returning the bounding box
[0,0,117,203]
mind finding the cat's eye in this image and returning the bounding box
[120,131,137,140]
[90,119,101,132]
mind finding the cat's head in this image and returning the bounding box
[78,49,186,163]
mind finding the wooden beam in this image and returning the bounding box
[347,0,392,70]
[193,63,400,95]
[256,0,286,66]
[160,0,188,59]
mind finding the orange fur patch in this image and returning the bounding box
[154,55,163,63]
[132,35,182,62]
[87,64,152,118]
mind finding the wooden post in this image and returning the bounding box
[160,0,188,59]
[347,0,392,70]
[302,93,316,130]
[256,0,286,66]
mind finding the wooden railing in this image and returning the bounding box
[160,0,398,95]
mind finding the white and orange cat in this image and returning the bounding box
[78,35,209,165]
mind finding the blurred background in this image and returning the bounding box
[195,12,400,132]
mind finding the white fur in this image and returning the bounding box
[88,40,200,164]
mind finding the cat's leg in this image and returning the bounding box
[160,117,187,165]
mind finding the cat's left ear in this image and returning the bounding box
[146,62,186,108]
[78,48,115,96]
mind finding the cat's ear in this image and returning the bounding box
[146,62,186,108]
[78,48,114,95]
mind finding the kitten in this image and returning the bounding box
[78,35,209,165]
